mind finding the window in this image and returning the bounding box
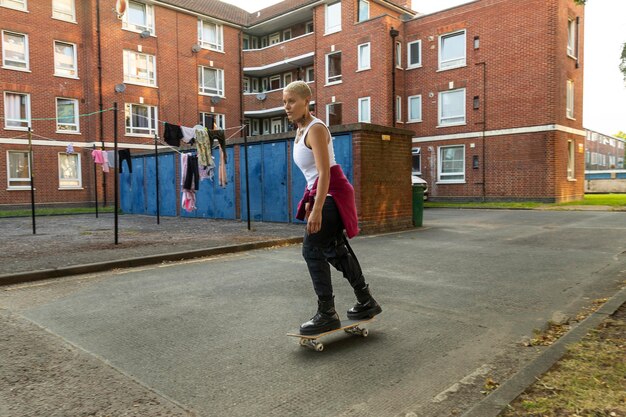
[56,98,79,133]
[412,148,421,175]
[251,78,259,92]
[306,66,315,82]
[2,31,28,70]
[269,32,280,45]
[358,0,369,22]
[395,42,402,68]
[123,1,155,35]
[325,1,341,34]
[283,29,292,41]
[567,140,575,179]
[408,95,422,122]
[271,118,283,134]
[199,67,224,96]
[4,92,30,130]
[358,97,370,123]
[438,145,465,182]
[438,88,466,126]
[396,96,402,122]
[326,52,342,84]
[125,103,157,136]
[7,151,30,188]
[326,103,342,126]
[357,43,370,71]
[0,0,26,11]
[58,153,81,188]
[439,30,466,70]
[243,77,250,93]
[54,41,77,78]
[52,0,75,21]
[306,21,314,34]
[199,20,223,51]
[263,119,270,134]
[251,119,259,135]
[567,18,576,58]
[200,112,225,130]
[284,73,292,87]
[269,75,281,90]
[242,35,250,50]
[407,40,421,69]
[566,80,574,119]
[123,50,156,86]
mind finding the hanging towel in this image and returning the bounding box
[181,126,196,143]
[208,130,227,163]
[91,149,104,164]
[194,125,214,167]
[66,143,74,154]
[106,151,115,168]
[164,122,183,147]
[102,150,110,173]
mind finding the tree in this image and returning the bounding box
[615,131,626,140]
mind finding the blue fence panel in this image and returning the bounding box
[333,133,353,183]
[120,163,132,214]
[262,141,289,222]
[240,144,263,221]
[617,172,626,179]
[585,173,612,180]
[214,147,236,219]
[130,158,146,214]
[145,154,177,217]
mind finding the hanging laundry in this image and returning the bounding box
[101,150,110,173]
[194,125,214,168]
[106,151,115,168]
[181,126,196,144]
[91,149,104,164]
[118,149,132,173]
[164,122,183,147]
[199,164,214,181]
[208,130,227,163]
[66,143,74,154]
[181,153,199,212]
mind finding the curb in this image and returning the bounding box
[0,237,303,287]
[461,286,626,417]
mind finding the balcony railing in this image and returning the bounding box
[244,82,315,117]
[243,33,315,76]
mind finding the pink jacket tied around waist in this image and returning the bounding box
[296,164,359,238]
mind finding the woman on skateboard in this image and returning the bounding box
[283,81,382,335]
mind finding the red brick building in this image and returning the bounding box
[0,0,585,209]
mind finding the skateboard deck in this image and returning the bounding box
[287,318,374,351]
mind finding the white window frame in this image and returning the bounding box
[395,41,402,69]
[252,119,260,135]
[566,79,575,119]
[567,18,576,58]
[269,75,281,91]
[124,103,158,137]
[123,49,157,87]
[243,77,250,93]
[358,0,369,22]
[396,96,402,122]
[6,150,31,189]
[56,97,80,133]
[358,97,371,123]
[271,118,283,134]
[198,66,225,97]
[3,91,31,130]
[306,66,315,82]
[58,152,82,189]
[0,0,27,12]
[198,20,224,52]
[305,21,314,34]
[122,1,155,35]
[407,40,422,69]
[438,29,466,71]
[200,112,225,130]
[325,1,341,35]
[326,102,342,126]
[357,42,371,71]
[438,144,466,183]
[412,148,421,175]
[283,29,292,42]
[407,94,422,123]
[2,31,29,71]
[269,32,280,45]
[53,40,78,78]
[325,51,342,85]
[567,140,575,179]
[52,0,76,22]
[262,119,270,134]
[438,88,466,127]
[283,73,293,87]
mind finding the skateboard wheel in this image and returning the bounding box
[299,338,308,347]
[361,328,369,337]
[315,343,324,352]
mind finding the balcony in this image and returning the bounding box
[244,82,315,118]
[243,33,315,77]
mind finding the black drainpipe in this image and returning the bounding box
[390,27,399,128]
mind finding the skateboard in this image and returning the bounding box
[287,318,374,351]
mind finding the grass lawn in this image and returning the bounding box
[0,206,116,218]
[425,194,626,210]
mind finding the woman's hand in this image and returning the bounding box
[306,208,322,234]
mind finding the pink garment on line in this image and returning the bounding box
[101,150,109,173]
[91,149,104,164]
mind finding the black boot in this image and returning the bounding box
[300,298,341,335]
[347,285,382,320]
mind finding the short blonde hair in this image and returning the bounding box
[283,80,312,99]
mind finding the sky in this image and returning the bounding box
[223,0,626,136]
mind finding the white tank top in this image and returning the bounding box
[293,117,337,190]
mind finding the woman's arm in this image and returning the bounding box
[305,124,331,234]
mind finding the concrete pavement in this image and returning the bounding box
[1,209,625,417]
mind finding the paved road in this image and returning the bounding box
[1,209,625,417]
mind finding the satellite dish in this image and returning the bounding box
[191,44,202,53]
[256,93,267,101]
[114,83,126,93]
[140,30,151,38]
[210,96,221,104]
[115,0,127,17]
